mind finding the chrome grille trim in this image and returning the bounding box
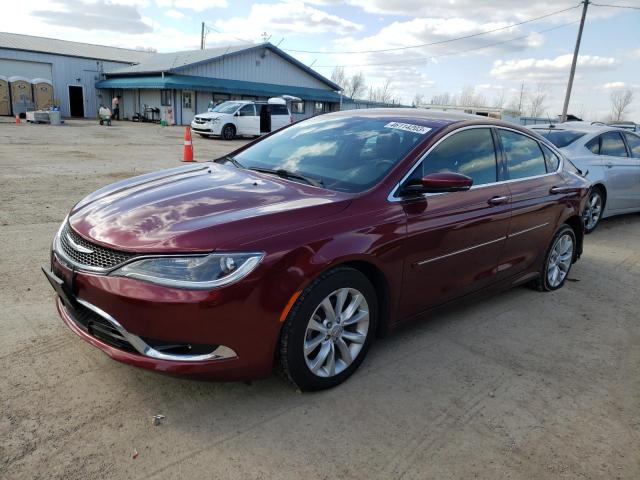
[54,222,137,273]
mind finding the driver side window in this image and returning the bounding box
[238,105,255,116]
[416,128,498,186]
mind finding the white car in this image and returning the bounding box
[191,98,292,140]
[530,122,640,233]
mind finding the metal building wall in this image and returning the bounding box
[179,48,330,91]
[0,48,133,117]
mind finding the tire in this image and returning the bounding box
[221,124,236,140]
[583,188,604,234]
[536,225,576,292]
[278,267,378,391]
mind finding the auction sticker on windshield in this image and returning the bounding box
[384,122,432,135]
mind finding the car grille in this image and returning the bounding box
[65,301,138,354]
[193,117,208,124]
[59,223,137,270]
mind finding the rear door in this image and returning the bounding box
[399,126,511,317]
[496,128,566,277]
[600,131,637,211]
[270,104,291,130]
[622,132,640,209]
[236,104,258,135]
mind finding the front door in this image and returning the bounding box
[399,127,511,318]
[236,104,258,135]
[181,90,194,124]
[68,86,84,117]
[496,128,566,277]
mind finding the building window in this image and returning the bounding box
[291,101,305,114]
[160,89,171,106]
[182,91,192,109]
[314,102,324,114]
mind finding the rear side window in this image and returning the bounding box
[541,144,561,172]
[586,137,600,154]
[499,130,547,180]
[270,104,289,115]
[624,133,640,158]
[600,132,628,157]
[422,128,497,186]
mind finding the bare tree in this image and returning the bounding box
[458,86,478,107]
[430,92,451,105]
[370,78,395,104]
[330,66,347,90]
[493,88,507,109]
[412,93,425,107]
[610,89,634,122]
[528,83,548,118]
[344,72,366,99]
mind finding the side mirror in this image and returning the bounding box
[400,172,473,196]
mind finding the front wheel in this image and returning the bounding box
[583,189,603,234]
[221,124,236,140]
[278,268,377,391]
[537,225,576,291]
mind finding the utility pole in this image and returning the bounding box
[561,0,589,122]
[518,82,525,116]
[200,22,205,50]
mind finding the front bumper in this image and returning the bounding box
[191,121,222,135]
[45,252,282,381]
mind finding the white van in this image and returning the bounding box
[191,98,293,140]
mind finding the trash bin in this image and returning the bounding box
[49,110,61,125]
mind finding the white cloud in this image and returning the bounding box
[213,2,362,42]
[164,8,185,19]
[601,82,627,89]
[156,0,227,11]
[490,54,619,80]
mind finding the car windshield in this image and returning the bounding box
[233,116,433,193]
[211,101,244,114]
[534,129,586,148]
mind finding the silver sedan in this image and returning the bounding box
[530,122,640,233]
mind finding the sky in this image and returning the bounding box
[2,0,639,120]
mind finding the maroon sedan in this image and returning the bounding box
[43,110,590,390]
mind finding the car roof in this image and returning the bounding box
[529,122,631,135]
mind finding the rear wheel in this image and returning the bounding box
[583,188,604,234]
[536,225,576,291]
[278,268,377,391]
[221,124,236,140]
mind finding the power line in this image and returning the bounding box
[590,2,640,9]
[314,21,577,68]
[283,4,581,55]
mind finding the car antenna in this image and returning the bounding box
[546,113,555,129]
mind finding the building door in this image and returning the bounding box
[0,77,9,115]
[68,86,84,117]
[181,90,194,124]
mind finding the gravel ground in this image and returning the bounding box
[1,118,639,479]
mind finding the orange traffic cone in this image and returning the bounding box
[182,126,194,162]
[15,115,20,124]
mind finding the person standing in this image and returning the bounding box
[112,95,120,120]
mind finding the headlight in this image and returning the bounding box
[211,117,221,124]
[111,252,264,289]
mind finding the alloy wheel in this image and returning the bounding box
[303,288,369,378]
[547,233,574,288]
[583,191,602,231]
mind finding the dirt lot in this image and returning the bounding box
[1,118,639,479]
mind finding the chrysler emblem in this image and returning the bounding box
[66,234,94,254]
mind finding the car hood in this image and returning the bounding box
[195,112,227,120]
[68,164,352,252]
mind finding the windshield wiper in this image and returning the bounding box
[249,167,324,188]
[213,155,244,169]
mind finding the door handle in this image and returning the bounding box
[550,186,578,195]
[605,162,613,169]
[488,195,509,205]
